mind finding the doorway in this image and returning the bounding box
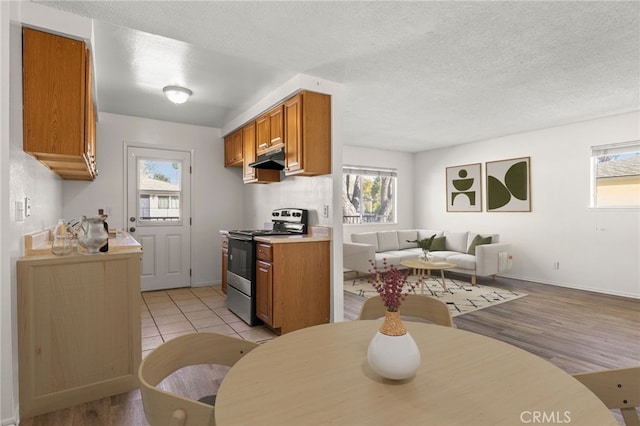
[126,145,192,291]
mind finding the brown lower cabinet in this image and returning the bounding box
[255,239,330,334]
[17,251,141,418]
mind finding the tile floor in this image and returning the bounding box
[141,285,278,358]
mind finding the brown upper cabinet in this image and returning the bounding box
[224,129,243,167]
[242,122,280,184]
[222,90,331,180]
[256,105,284,156]
[284,91,331,176]
[22,28,97,181]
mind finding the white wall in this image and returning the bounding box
[62,113,244,287]
[1,3,13,424]
[414,112,640,298]
[2,5,67,424]
[342,146,415,242]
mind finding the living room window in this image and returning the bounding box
[591,140,640,208]
[343,166,396,224]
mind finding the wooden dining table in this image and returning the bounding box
[215,321,616,426]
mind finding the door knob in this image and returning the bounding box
[130,217,136,222]
[129,227,136,232]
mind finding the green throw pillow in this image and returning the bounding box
[467,235,492,255]
[430,236,446,251]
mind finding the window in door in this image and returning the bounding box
[138,159,183,221]
[343,166,397,224]
[591,141,640,208]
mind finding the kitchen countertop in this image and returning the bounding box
[24,228,141,257]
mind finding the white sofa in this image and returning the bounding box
[343,229,511,285]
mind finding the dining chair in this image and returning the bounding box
[138,332,259,426]
[357,294,456,328]
[573,366,640,426]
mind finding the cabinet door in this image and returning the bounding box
[256,260,273,325]
[84,50,97,177]
[284,91,331,177]
[256,113,270,156]
[224,135,234,166]
[23,28,86,156]
[17,253,141,417]
[284,94,303,173]
[224,130,243,167]
[242,122,258,182]
[243,121,280,184]
[268,105,284,151]
[257,105,284,156]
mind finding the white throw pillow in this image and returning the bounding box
[444,231,469,253]
[351,232,379,252]
[397,230,418,249]
[417,229,443,240]
[377,231,400,252]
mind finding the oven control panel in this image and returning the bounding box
[272,208,308,234]
[272,208,308,223]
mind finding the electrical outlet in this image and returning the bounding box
[25,197,31,217]
[553,261,560,270]
[323,205,329,218]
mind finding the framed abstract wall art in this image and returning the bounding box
[446,163,482,212]
[486,157,531,212]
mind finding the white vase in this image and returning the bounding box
[367,311,421,380]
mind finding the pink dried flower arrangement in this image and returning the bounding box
[368,259,420,312]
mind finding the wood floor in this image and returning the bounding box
[20,274,640,426]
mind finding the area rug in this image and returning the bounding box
[344,275,526,317]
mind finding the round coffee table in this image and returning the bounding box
[400,259,456,291]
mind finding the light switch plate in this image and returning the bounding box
[15,200,24,221]
[25,197,31,217]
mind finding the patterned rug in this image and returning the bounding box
[344,275,526,317]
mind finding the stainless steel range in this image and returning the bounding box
[226,208,308,325]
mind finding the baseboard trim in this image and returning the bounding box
[498,273,640,299]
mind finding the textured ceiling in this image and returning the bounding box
[33,1,640,153]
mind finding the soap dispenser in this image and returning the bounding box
[51,219,72,256]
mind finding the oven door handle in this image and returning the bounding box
[228,234,253,242]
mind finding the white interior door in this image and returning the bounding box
[127,146,191,291]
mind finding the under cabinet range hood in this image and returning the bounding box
[249,147,285,170]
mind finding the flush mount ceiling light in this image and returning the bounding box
[163,85,192,104]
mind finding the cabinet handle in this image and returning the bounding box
[258,143,268,149]
[270,137,281,143]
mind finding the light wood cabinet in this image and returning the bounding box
[17,250,141,418]
[242,121,280,184]
[256,105,284,156]
[221,234,229,294]
[224,129,243,167]
[284,91,332,176]
[22,28,97,180]
[255,240,330,334]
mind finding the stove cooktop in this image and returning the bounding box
[228,229,294,237]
